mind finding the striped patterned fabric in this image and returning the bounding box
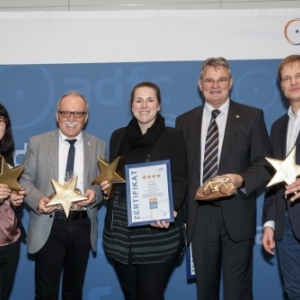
[103,188,183,264]
[202,109,220,183]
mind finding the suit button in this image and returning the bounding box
[50,214,53,218]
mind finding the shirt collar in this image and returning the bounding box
[204,98,230,115]
[59,130,83,143]
[288,106,300,118]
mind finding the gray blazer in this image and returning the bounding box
[20,129,106,254]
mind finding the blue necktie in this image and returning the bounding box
[202,110,220,183]
[65,139,76,180]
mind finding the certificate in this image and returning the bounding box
[125,160,174,227]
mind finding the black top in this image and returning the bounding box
[103,115,187,264]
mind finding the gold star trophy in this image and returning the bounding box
[92,156,126,198]
[45,176,88,217]
[265,146,300,187]
[0,156,25,205]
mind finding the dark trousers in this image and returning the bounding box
[0,239,20,300]
[277,210,300,300]
[192,204,253,300]
[114,232,184,300]
[35,217,91,300]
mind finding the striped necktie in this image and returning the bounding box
[202,109,220,183]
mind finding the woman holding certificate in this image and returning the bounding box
[0,103,26,300]
[101,82,187,300]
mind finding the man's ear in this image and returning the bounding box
[198,79,203,91]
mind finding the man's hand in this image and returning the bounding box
[224,173,244,188]
[262,226,276,255]
[37,196,58,213]
[286,178,300,202]
[77,188,96,208]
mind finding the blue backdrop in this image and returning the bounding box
[0,59,286,299]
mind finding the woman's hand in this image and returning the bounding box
[10,188,26,207]
[150,211,177,229]
[0,183,11,204]
[100,181,111,199]
[151,220,170,229]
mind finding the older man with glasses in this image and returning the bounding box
[176,57,271,300]
[20,91,106,300]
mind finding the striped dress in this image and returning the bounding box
[103,186,184,265]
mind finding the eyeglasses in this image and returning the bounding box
[58,111,87,118]
[202,78,230,86]
[0,118,6,125]
[281,73,300,84]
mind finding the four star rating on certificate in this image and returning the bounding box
[143,174,161,180]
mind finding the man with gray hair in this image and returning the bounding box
[20,91,106,300]
[176,57,271,300]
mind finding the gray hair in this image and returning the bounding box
[200,57,232,79]
[56,91,89,112]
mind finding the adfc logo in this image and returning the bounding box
[284,18,300,45]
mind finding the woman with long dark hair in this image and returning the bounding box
[0,103,26,300]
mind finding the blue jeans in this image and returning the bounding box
[277,210,300,300]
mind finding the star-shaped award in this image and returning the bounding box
[266,146,300,187]
[92,156,126,198]
[0,156,24,191]
[46,176,88,217]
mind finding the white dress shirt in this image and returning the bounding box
[58,131,85,209]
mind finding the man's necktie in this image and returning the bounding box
[202,109,220,183]
[65,139,76,181]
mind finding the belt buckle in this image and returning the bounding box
[68,210,78,221]
[68,210,87,221]
[55,210,68,222]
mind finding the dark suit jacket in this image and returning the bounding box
[263,113,300,240]
[176,100,271,243]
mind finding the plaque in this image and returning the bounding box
[195,176,236,201]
